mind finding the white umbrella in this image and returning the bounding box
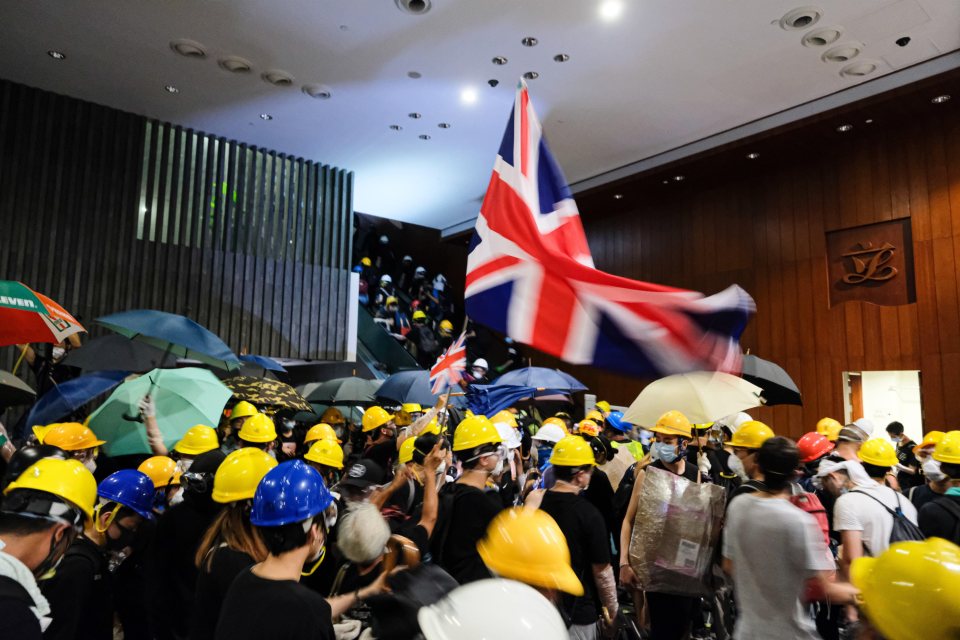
[623,371,763,427]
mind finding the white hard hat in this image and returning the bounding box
[721,412,753,433]
[853,417,875,437]
[532,423,566,444]
[402,255,412,262]
[379,235,389,244]
[472,358,488,370]
[380,274,392,283]
[415,266,427,275]
[494,422,521,449]
[418,579,567,640]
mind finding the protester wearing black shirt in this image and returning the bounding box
[917,461,960,544]
[435,483,501,584]
[191,546,257,640]
[887,422,921,489]
[42,535,113,640]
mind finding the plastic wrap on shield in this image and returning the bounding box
[628,466,726,596]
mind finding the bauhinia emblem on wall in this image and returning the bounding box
[826,218,915,307]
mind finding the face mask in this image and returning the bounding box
[282,419,295,431]
[35,528,73,581]
[51,347,66,360]
[168,487,185,507]
[176,458,193,473]
[922,458,946,482]
[490,455,504,477]
[639,430,653,447]
[472,368,486,378]
[536,445,553,467]
[727,454,748,481]
[106,523,137,551]
[83,459,97,474]
[890,437,900,446]
[655,442,679,464]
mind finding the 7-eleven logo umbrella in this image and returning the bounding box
[0,281,85,347]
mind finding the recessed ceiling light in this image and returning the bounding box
[822,43,863,63]
[460,87,478,105]
[488,79,500,88]
[662,180,670,185]
[840,61,878,77]
[865,118,874,124]
[492,56,508,65]
[218,56,252,73]
[599,0,624,21]
[259,113,273,121]
[673,175,685,182]
[523,71,539,80]
[746,152,760,159]
[932,94,951,104]
[438,123,451,129]
[779,7,822,30]
[419,134,431,140]
[801,26,843,47]
[389,125,403,131]
[262,69,295,87]
[339,24,349,31]
[613,194,623,200]
[553,53,570,63]
[521,37,538,47]
[302,84,332,99]
[407,71,422,79]
[47,50,66,60]
[408,112,422,119]
[395,0,432,15]
[164,85,180,94]
[836,124,852,132]
[169,39,207,58]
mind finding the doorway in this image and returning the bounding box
[843,370,923,443]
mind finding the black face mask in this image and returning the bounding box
[34,526,76,581]
[106,522,137,551]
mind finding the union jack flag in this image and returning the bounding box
[429,331,467,394]
[464,82,755,377]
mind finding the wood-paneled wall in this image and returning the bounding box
[569,98,960,438]
[0,80,354,375]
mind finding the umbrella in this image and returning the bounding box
[376,370,439,407]
[22,370,128,428]
[492,367,587,393]
[293,403,365,425]
[239,355,286,372]
[222,375,312,413]
[63,334,177,372]
[0,370,36,407]
[465,384,538,417]
[623,371,763,427]
[96,309,240,371]
[740,354,802,406]
[302,377,381,405]
[88,367,231,456]
[0,280,85,347]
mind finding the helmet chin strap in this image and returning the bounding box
[301,545,326,577]
[94,503,120,533]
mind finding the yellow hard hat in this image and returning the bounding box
[816,417,843,442]
[914,430,945,456]
[477,508,584,596]
[4,458,98,521]
[595,400,611,414]
[730,421,775,450]
[362,406,393,432]
[550,435,597,467]
[858,438,899,467]
[402,403,423,415]
[542,417,569,434]
[237,413,277,443]
[137,456,181,488]
[33,422,106,451]
[412,310,427,322]
[398,437,418,465]
[304,423,341,444]
[932,430,960,464]
[421,419,442,436]
[649,410,693,439]
[453,415,502,452]
[230,400,258,421]
[212,448,278,503]
[491,410,518,428]
[304,439,344,470]
[173,424,219,456]
[386,296,398,306]
[361,257,372,267]
[321,407,345,424]
[577,419,600,437]
[851,538,960,640]
[439,319,454,332]
[584,410,604,423]
[394,410,413,427]
[694,422,714,432]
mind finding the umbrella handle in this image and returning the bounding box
[123,372,160,422]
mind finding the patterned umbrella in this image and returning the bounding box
[0,280,85,347]
[222,375,312,413]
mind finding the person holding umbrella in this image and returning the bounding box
[15,335,82,397]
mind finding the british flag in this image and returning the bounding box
[464,82,755,378]
[429,331,467,394]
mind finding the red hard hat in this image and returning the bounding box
[797,432,835,464]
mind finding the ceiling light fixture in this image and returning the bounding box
[523,71,539,80]
[836,124,852,132]
[839,61,877,78]
[865,119,874,123]
[302,84,332,99]
[673,175,685,182]
[259,113,273,121]
[460,87,478,105]
[390,125,403,131]
[408,112,422,119]
[801,26,843,47]
[553,53,570,62]
[521,36,538,47]
[419,134,431,140]
[219,56,253,73]
[613,194,624,200]
[746,152,760,159]
[492,56,508,65]
[262,69,295,87]
[169,39,207,58]
[438,123,451,129]
[47,50,66,60]
[488,79,500,87]
[662,180,670,185]
[779,7,822,30]
[407,71,422,79]
[164,85,180,94]
[932,94,951,104]
[822,42,863,63]
[395,0,432,15]
[599,0,624,21]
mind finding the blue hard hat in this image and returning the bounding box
[98,470,156,520]
[605,411,633,433]
[250,460,333,527]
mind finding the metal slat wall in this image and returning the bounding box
[0,79,353,377]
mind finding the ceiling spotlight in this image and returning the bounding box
[492,56,508,65]
[488,79,500,87]
[407,71,422,79]
[219,56,253,73]
[259,113,273,121]
[302,84,332,99]
[836,124,853,132]
[932,94,951,104]
[169,39,207,58]
[47,50,66,60]
[746,152,759,159]
[438,122,451,129]
[599,0,624,21]
[521,37,538,47]
[662,180,670,185]
[553,53,570,63]
[865,118,874,124]
[673,175,685,182]
[389,125,403,131]
[419,134,431,140]
[460,87,478,105]
[164,85,180,94]
[395,0,432,15]
[262,69,295,87]
[523,71,539,80]
[613,194,624,200]
[408,112,422,119]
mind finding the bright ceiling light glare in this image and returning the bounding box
[613,194,624,200]
[492,56,508,65]
[164,85,180,94]
[460,87,478,105]
[836,124,852,132]
[389,124,402,131]
[438,123,451,129]
[931,94,951,104]
[523,71,539,80]
[673,175,685,182]
[47,50,66,60]
[865,118,874,124]
[419,134,431,140]
[599,0,624,22]
[746,152,760,159]
[553,53,570,63]
[259,113,273,121]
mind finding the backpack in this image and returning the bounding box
[789,490,833,603]
[416,326,439,355]
[852,489,925,551]
[929,497,960,543]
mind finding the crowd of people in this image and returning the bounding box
[0,376,958,640]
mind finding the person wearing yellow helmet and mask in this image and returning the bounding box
[319,407,347,442]
[222,401,258,453]
[172,424,219,473]
[236,413,278,457]
[728,420,776,497]
[917,430,960,544]
[361,406,398,475]
[33,422,105,474]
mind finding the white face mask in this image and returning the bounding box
[168,487,185,507]
[83,459,97,474]
[472,368,486,378]
[176,459,193,473]
[51,347,66,360]
[922,458,946,482]
[728,454,748,481]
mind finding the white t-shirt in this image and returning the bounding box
[832,483,918,556]
[723,494,835,640]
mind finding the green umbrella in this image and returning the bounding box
[88,367,231,456]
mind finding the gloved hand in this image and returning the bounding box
[697,452,712,476]
[138,395,157,419]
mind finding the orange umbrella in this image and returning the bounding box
[0,280,85,347]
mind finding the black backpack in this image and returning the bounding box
[929,497,960,543]
[417,326,439,355]
[852,489,925,552]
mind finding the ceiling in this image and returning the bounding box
[1,0,958,230]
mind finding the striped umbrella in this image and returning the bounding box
[0,280,85,347]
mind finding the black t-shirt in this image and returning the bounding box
[918,495,960,544]
[651,459,701,483]
[214,568,334,640]
[435,483,502,584]
[191,547,255,640]
[364,440,397,474]
[0,576,42,640]
[584,468,616,542]
[41,535,112,640]
[909,483,944,511]
[539,491,611,625]
[896,440,922,488]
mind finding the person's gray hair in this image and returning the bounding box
[336,501,391,565]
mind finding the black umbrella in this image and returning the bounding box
[0,370,36,407]
[740,354,802,406]
[63,334,177,372]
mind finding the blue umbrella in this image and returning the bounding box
[492,367,587,392]
[466,384,538,416]
[97,309,240,371]
[376,370,439,407]
[23,370,128,429]
[239,355,286,372]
